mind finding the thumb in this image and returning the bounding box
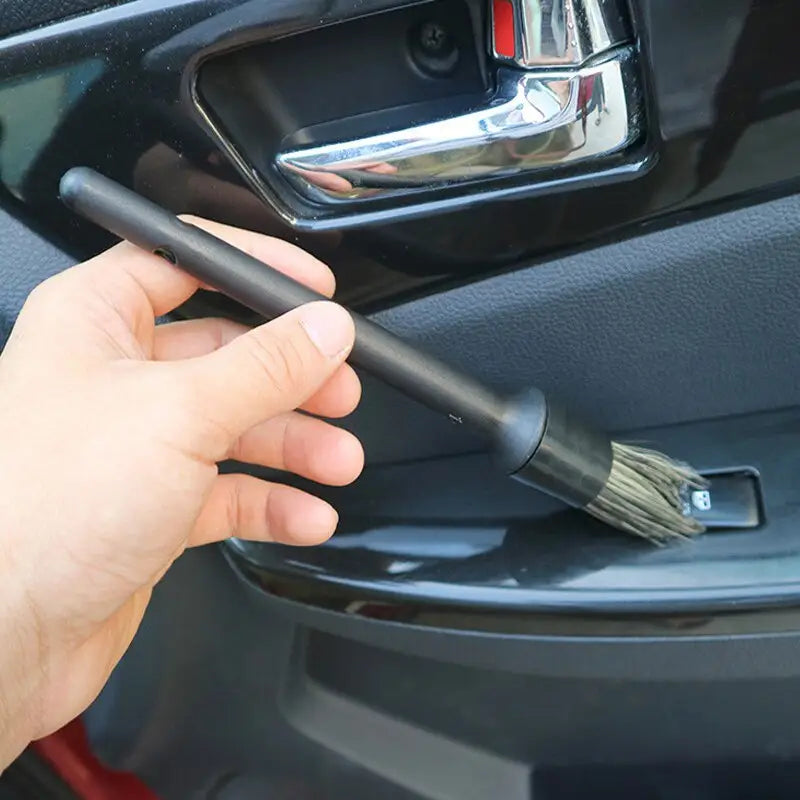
[177,301,355,446]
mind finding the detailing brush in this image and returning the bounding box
[59,168,707,544]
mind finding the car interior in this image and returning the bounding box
[2,0,800,798]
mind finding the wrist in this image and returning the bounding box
[0,665,38,772]
[0,546,45,770]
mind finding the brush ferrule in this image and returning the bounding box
[497,392,613,508]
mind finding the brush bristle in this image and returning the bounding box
[585,442,707,545]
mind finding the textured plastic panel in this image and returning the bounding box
[84,546,800,800]
[0,203,72,343]
[347,190,800,463]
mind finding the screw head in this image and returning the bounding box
[419,21,449,54]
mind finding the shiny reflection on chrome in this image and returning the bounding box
[492,0,630,69]
[276,48,639,203]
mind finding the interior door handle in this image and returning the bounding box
[276,46,641,202]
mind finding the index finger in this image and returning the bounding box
[76,216,336,321]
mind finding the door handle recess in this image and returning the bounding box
[276,46,641,202]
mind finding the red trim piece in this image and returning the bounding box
[492,0,516,58]
[32,720,159,800]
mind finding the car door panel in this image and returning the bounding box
[0,0,796,305]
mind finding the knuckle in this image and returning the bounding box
[164,373,236,460]
[22,277,80,328]
[246,332,309,399]
[26,268,95,319]
[26,275,64,310]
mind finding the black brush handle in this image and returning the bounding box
[59,168,616,509]
[59,168,508,437]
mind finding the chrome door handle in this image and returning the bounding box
[276,46,641,202]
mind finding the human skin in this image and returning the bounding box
[0,218,363,769]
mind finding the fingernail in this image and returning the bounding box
[300,302,354,359]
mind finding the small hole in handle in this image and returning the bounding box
[153,247,177,265]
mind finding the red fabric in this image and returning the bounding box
[31,720,159,800]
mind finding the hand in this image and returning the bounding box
[0,219,363,767]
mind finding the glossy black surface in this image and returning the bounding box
[0,0,125,39]
[0,0,798,309]
[226,407,800,628]
[196,14,649,227]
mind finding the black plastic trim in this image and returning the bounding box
[226,406,800,624]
